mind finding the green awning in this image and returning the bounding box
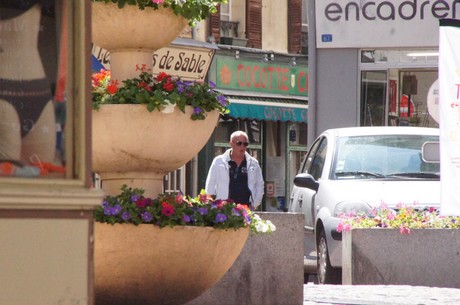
[227,98,308,123]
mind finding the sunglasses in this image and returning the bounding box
[234,141,249,147]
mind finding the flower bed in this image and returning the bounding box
[339,203,460,287]
[94,185,276,234]
[337,203,460,234]
[92,67,229,120]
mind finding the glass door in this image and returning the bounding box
[360,70,388,126]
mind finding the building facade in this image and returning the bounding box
[307,0,455,144]
[195,0,309,211]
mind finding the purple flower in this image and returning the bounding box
[130,194,140,202]
[111,204,122,215]
[194,107,202,114]
[182,214,191,223]
[198,207,208,215]
[103,206,112,215]
[122,211,131,221]
[142,211,153,222]
[217,95,227,106]
[232,208,242,217]
[177,82,186,93]
[209,80,216,89]
[216,213,227,223]
[102,200,109,207]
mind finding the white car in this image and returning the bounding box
[289,126,440,284]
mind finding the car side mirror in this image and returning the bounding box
[293,173,319,192]
[422,141,440,163]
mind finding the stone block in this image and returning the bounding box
[186,212,305,305]
[343,229,460,288]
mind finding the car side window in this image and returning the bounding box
[309,138,327,180]
[302,138,322,173]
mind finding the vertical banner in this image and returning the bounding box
[439,19,460,215]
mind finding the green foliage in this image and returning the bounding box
[92,0,228,26]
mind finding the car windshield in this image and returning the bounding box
[333,134,440,180]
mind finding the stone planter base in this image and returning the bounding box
[343,229,460,288]
[92,105,219,197]
[95,223,249,305]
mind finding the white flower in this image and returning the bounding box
[255,221,269,233]
[266,220,276,232]
[251,214,276,234]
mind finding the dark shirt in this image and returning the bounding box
[228,159,251,205]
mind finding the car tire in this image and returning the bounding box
[317,229,342,284]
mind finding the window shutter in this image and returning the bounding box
[288,0,302,54]
[246,0,262,49]
[209,4,221,44]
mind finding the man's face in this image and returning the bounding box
[230,135,249,154]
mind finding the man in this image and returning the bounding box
[205,130,264,210]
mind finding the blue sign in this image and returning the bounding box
[322,34,333,43]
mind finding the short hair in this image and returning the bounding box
[230,131,249,142]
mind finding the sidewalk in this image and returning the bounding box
[303,283,460,305]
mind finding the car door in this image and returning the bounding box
[290,136,327,230]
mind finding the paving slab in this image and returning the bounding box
[303,284,460,305]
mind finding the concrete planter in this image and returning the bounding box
[343,228,460,288]
[92,2,188,83]
[92,104,219,197]
[94,223,249,305]
[186,212,305,305]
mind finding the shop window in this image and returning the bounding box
[0,2,91,184]
[397,70,438,127]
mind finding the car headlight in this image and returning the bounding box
[333,200,372,217]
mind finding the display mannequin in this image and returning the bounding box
[0,1,57,176]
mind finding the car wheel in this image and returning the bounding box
[317,229,342,284]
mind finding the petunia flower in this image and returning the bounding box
[142,211,153,222]
[215,213,227,223]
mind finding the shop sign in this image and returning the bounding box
[316,0,460,48]
[214,57,308,96]
[152,46,213,81]
[92,44,214,81]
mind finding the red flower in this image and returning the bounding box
[236,204,250,211]
[136,198,147,208]
[136,64,148,71]
[107,80,118,94]
[162,81,174,92]
[157,72,170,82]
[138,81,152,91]
[161,201,175,217]
[135,198,152,208]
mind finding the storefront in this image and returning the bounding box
[307,0,453,142]
[201,51,309,211]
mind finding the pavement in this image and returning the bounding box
[303,283,460,305]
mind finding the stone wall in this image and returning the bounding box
[186,212,305,305]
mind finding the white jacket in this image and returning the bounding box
[205,149,264,209]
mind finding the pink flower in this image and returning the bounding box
[399,226,411,235]
[336,222,351,233]
[152,0,165,4]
